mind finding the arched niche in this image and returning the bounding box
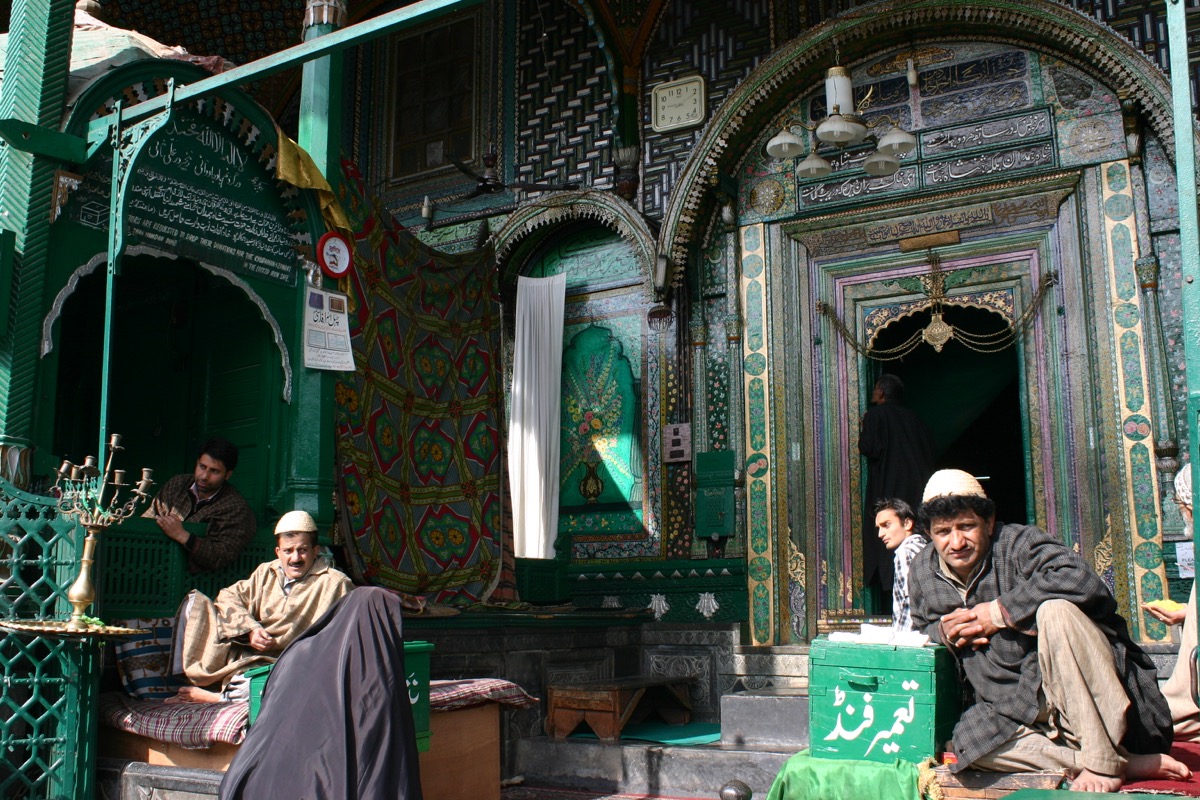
[496,198,668,561]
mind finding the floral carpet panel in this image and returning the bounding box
[333,160,504,605]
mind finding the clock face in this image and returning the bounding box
[652,76,707,133]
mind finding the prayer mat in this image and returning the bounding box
[1119,740,1200,796]
[569,721,721,746]
[332,159,509,605]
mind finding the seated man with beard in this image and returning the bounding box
[168,510,353,703]
[909,469,1189,793]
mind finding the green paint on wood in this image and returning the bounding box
[1113,302,1139,329]
[742,253,763,279]
[748,377,766,450]
[1134,540,1162,569]
[1119,330,1145,412]
[746,280,764,350]
[1130,443,1158,542]
[749,479,768,553]
[1111,223,1136,301]
[748,555,772,581]
[753,583,770,641]
[560,324,642,518]
[1105,161,1128,193]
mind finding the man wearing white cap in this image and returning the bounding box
[909,469,1189,792]
[169,510,354,703]
[1144,463,1200,740]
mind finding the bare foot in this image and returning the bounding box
[1126,752,1193,782]
[1069,769,1122,793]
[162,686,223,704]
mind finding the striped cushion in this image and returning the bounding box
[113,617,186,700]
[99,692,249,748]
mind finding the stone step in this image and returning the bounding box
[516,735,797,798]
[719,687,810,748]
[98,759,222,800]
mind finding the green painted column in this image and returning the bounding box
[298,0,344,190]
[1166,0,1200,660]
[0,0,75,486]
[280,0,346,526]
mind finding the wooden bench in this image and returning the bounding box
[545,675,694,740]
[934,765,1066,798]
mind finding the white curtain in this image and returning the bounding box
[509,273,566,559]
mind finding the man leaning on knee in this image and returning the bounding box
[909,469,1190,792]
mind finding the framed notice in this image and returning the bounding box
[1178,541,1195,579]
[303,287,355,371]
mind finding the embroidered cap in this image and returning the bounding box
[1176,464,1193,509]
[275,510,318,535]
[922,469,987,502]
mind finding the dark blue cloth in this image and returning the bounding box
[220,587,423,799]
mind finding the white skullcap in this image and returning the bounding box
[922,469,987,502]
[1176,464,1193,509]
[275,510,317,535]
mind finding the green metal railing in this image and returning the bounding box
[0,477,92,799]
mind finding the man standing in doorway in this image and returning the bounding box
[858,374,935,613]
[147,437,257,573]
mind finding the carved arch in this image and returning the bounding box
[658,0,1187,289]
[493,190,659,295]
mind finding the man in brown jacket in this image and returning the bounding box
[147,437,257,573]
[168,510,354,703]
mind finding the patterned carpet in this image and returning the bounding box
[501,787,713,800]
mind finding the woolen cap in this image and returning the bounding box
[1177,464,1193,509]
[922,469,987,502]
[275,510,318,535]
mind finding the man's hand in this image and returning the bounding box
[248,628,275,651]
[153,500,188,545]
[939,603,1001,650]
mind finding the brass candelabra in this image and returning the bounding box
[54,434,154,631]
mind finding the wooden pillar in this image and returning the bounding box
[0,0,76,486]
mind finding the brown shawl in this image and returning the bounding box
[179,557,353,688]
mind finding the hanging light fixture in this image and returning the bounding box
[766,63,916,179]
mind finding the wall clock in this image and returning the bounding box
[652,75,707,134]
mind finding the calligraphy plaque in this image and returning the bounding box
[921,108,1053,158]
[865,205,994,245]
[67,109,302,286]
[923,142,1056,187]
[798,166,919,210]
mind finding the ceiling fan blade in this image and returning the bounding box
[512,180,580,192]
[448,155,485,182]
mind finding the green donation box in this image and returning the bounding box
[809,637,961,763]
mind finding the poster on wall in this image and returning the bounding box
[1178,542,1195,579]
[303,286,355,371]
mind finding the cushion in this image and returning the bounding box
[113,617,186,700]
[429,678,539,712]
[99,691,249,748]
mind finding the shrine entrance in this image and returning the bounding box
[48,254,279,516]
[868,304,1029,524]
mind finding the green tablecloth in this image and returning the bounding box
[765,750,922,800]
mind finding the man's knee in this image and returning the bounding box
[1036,598,1087,634]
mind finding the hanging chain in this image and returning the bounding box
[816,271,1059,361]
